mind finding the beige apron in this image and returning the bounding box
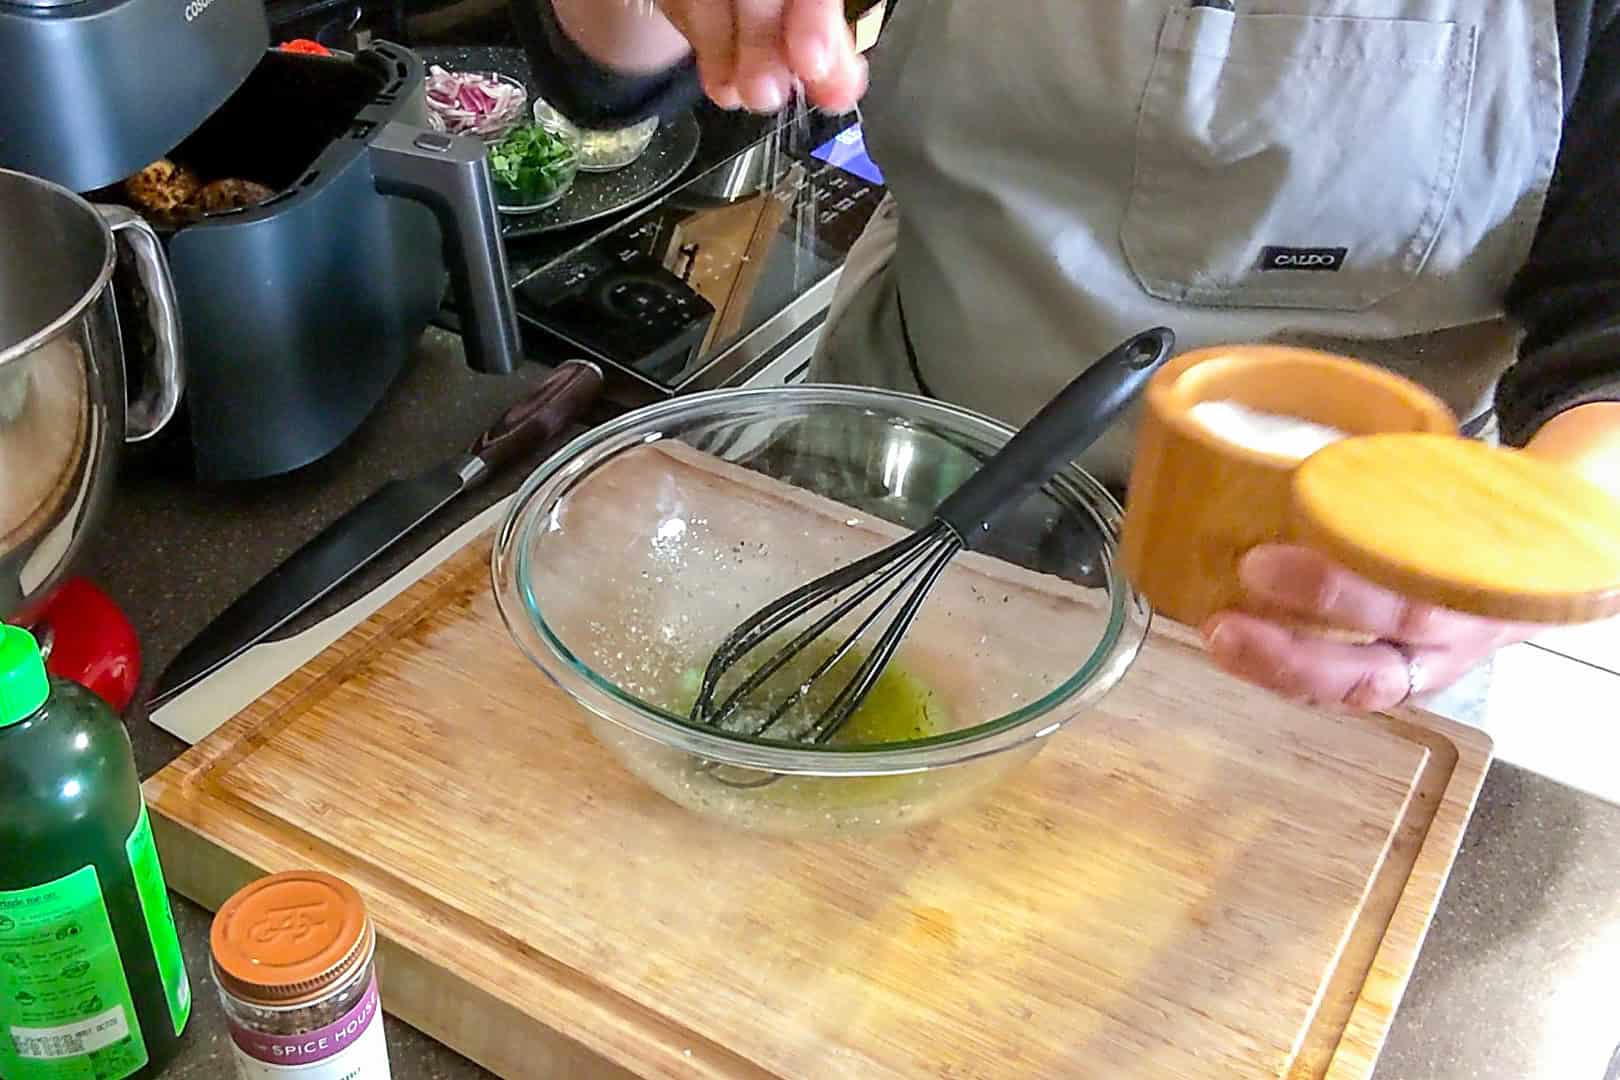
[812,0,1563,487]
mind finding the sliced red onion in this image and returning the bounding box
[424,66,528,138]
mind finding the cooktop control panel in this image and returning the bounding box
[517,242,716,386]
[514,122,887,394]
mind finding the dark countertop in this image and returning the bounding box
[85,331,1620,1080]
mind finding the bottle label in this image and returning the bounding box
[226,973,391,1079]
[124,805,191,1036]
[0,865,149,1080]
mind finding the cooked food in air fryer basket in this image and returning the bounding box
[192,178,276,214]
[122,159,276,224]
[124,159,202,214]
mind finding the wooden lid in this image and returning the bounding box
[210,870,373,1004]
[1292,433,1620,624]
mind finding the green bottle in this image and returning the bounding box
[0,625,191,1079]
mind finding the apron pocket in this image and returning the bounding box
[1121,5,1476,310]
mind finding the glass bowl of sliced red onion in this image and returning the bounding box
[425,66,529,142]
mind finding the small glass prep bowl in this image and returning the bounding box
[532,98,659,172]
[493,387,1149,836]
[489,118,580,213]
[424,71,528,142]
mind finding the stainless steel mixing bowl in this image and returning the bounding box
[1,168,183,620]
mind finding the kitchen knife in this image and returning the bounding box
[150,359,604,708]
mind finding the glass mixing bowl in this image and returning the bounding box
[493,386,1149,836]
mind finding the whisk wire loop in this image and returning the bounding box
[801,536,960,744]
[693,525,947,734]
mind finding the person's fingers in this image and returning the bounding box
[731,0,793,111]
[661,0,741,107]
[661,0,863,112]
[1238,544,1519,646]
[1201,612,1489,712]
[783,0,867,111]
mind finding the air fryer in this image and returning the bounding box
[103,43,521,483]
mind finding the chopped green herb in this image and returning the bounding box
[488,123,576,203]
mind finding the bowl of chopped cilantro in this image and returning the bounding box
[488,118,580,213]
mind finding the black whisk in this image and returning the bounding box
[690,327,1176,745]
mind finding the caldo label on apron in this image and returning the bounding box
[226,974,391,1079]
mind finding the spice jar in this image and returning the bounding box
[210,870,392,1079]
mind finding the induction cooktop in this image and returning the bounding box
[508,118,887,395]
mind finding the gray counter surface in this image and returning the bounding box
[84,331,1620,1079]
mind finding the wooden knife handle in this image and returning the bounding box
[467,360,604,474]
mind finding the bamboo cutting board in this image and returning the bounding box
[144,446,1490,1080]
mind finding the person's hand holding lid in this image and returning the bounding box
[1203,403,1620,711]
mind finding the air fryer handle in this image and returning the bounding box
[369,122,522,375]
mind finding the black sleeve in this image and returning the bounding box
[1497,0,1620,445]
[508,0,896,129]
[509,0,703,128]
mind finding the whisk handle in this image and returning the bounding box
[935,327,1175,548]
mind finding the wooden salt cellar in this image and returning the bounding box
[1120,344,1620,632]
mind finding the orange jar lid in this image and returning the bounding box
[210,870,372,1005]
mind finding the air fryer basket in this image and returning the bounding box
[170,50,388,198]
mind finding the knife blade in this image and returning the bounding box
[150,359,604,708]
